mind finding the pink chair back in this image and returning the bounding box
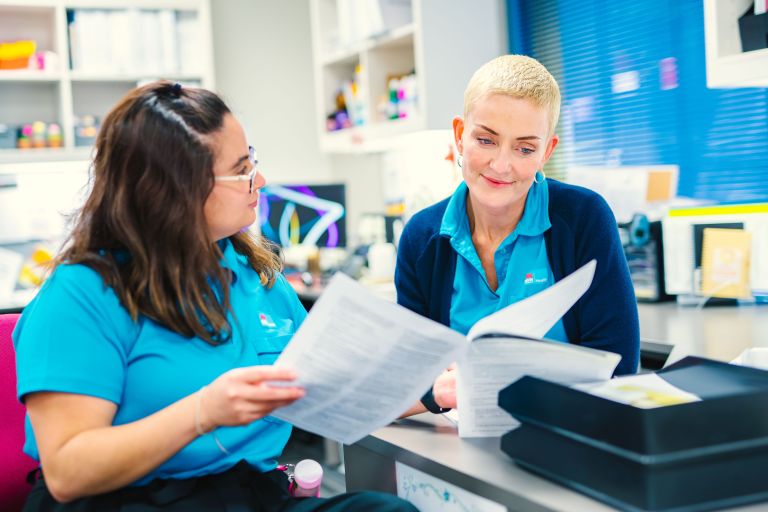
[0,314,37,511]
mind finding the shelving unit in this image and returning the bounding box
[704,0,768,88]
[309,0,507,153]
[0,0,214,164]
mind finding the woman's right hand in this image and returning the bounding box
[197,366,305,432]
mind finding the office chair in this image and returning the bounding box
[0,313,38,510]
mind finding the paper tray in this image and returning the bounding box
[502,422,768,511]
[498,356,768,510]
[498,356,768,455]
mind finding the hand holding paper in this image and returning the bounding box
[272,273,466,444]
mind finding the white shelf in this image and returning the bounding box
[321,23,415,67]
[68,72,205,83]
[321,47,363,68]
[370,23,414,50]
[704,0,768,88]
[0,147,92,164]
[310,0,507,153]
[0,0,214,162]
[322,116,424,153]
[0,1,57,8]
[63,0,205,9]
[0,70,62,82]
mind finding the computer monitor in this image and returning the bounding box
[258,184,347,248]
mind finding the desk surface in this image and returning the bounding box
[637,302,768,363]
[0,289,36,314]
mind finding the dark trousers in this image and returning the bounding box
[23,461,417,512]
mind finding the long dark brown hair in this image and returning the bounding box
[56,81,281,344]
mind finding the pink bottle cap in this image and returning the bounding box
[293,459,323,488]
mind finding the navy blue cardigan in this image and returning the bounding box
[395,179,639,375]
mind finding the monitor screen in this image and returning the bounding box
[258,184,347,248]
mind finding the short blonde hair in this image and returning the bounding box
[463,54,561,135]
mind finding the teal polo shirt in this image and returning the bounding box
[441,180,569,341]
[14,238,307,486]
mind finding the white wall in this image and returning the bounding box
[210,0,331,184]
[323,153,386,245]
[211,1,390,245]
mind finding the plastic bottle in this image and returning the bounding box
[17,124,33,149]
[46,123,62,148]
[289,459,323,498]
[32,121,47,148]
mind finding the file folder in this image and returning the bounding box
[498,357,768,511]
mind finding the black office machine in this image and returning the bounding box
[619,213,673,302]
[498,357,768,511]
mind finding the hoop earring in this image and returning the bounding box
[457,155,463,169]
[534,170,545,184]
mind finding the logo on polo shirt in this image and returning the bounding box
[524,269,548,285]
[259,312,276,328]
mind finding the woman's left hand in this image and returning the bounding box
[433,363,457,409]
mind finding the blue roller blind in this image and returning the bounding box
[510,0,768,203]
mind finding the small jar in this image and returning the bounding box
[289,459,323,498]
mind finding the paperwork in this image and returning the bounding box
[272,272,466,444]
[273,259,619,443]
[573,374,701,408]
[456,259,621,437]
[465,259,597,341]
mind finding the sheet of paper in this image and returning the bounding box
[272,272,467,444]
[457,337,620,437]
[466,259,596,341]
[573,373,701,408]
[732,348,768,370]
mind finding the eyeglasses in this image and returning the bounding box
[214,146,258,194]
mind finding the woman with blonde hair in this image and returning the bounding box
[396,55,639,413]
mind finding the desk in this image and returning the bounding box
[345,303,768,511]
[346,413,766,511]
[0,289,37,314]
[346,413,614,511]
[637,303,768,364]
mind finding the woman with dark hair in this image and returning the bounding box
[14,81,416,512]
